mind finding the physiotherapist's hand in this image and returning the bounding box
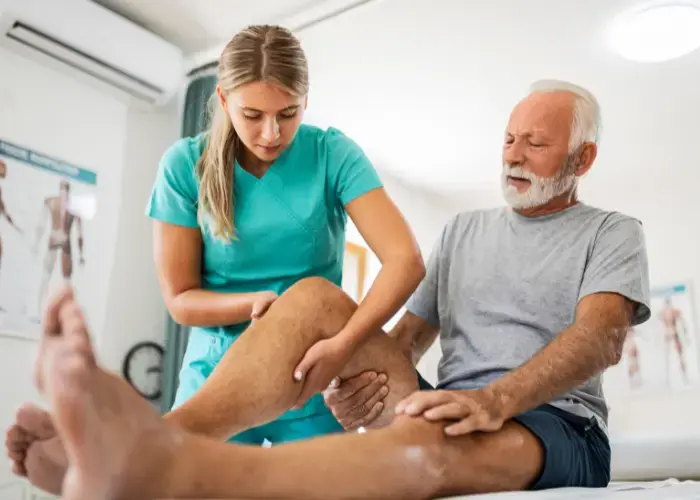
[293,337,354,409]
[323,371,389,430]
[395,388,509,436]
[251,291,278,321]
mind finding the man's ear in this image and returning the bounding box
[574,142,597,176]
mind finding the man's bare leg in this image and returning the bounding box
[13,277,418,494]
[39,290,544,500]
[165,276,419,439]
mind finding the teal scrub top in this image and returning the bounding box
[145,124,383,414]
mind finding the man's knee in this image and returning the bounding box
[285,277,357,315]
[385,415,451,497]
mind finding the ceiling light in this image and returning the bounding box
[607,2,700,62]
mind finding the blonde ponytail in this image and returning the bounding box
[196,97,238,241]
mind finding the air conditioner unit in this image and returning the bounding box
[0,0,184,106]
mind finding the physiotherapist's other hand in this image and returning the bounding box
[323,371,389,430]
[293,337,354,409]
[251,291,278,321]
[395,388,508,436]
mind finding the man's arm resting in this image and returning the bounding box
[488,292,636,419]
[388,311,440,365]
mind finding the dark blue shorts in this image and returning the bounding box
[416,373,611,490]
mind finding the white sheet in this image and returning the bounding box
[610,436,700,481]
[446,479,700,499]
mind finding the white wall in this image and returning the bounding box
[0,45,178,494]
[98,100,180,371]
[581,174,700,441]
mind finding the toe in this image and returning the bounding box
[60,304,96,364]
[16,403,55,439]
[6,424,29,450]
[7,440,27,463]
[43,285,75,336]
[12,460,27,477]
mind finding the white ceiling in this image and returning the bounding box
[93,0,700,196]
[92,0,330,54]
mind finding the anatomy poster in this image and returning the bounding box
[617,283,699,393]
[0,138,96,338]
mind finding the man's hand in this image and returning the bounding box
[250,291,278,321]
[293,337,354,409]
[323,372,389,429]
[395,388,510,436]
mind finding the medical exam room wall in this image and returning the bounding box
[0,43,178,485]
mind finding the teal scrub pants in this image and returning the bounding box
[173,328,345,445]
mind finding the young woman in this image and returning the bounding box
[146,24,425,444]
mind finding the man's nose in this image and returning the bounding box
[503,141,525,165]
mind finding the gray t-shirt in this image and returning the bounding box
[406,203,651,432]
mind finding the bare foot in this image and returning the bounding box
[35,286,179,500]
[4,403,67,494]
[25,437,68,494]
[5,412,34,476]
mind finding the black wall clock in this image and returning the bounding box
[122,341,164,401]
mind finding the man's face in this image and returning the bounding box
[60,182,70,201]
[501,92,579,209]
[0,160,6,179]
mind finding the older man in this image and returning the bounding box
[7,80,649,499]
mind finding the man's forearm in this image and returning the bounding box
[169,290,260,327]
[489,297,633,418]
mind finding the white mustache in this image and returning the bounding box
[503,166,537,182]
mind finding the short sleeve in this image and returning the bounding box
[578,214,651,325]
[145,138,200,228]
[325,128,383,206]
[405,222,450,327]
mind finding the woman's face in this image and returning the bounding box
[218,81,306,164]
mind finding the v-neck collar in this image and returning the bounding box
[235,133,298,185]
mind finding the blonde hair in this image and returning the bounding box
[196,25,309,240]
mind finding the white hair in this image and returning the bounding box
[528,79,602,154]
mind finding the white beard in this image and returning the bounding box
[501,158,578,210]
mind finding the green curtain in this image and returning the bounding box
[182,75,218,138]
[159,74,217,413]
